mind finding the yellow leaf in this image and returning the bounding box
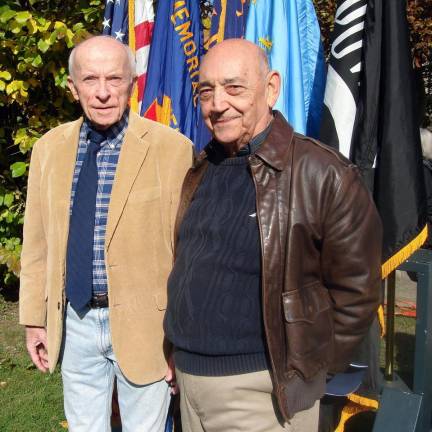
[65,29,75,48]
[0,80,5,91]
[59,420,68,429]
[5,81,17,95]
[0,382,7,388]
[27,18,38,34]
[54,21,66,30]
[0,71,11,80]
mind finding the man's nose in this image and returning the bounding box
[211,88,228,112]
[95,80,110,100]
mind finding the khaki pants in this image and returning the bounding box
[176,368,319,432]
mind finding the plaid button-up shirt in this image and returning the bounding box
[70,111,129,294]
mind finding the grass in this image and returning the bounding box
[0,293,65,432]
[0,292,418,432]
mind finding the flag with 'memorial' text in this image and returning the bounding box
[141,0,208,149]
[206,0,250,50]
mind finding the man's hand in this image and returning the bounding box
[165,354,178,395]
[25,326,49,373]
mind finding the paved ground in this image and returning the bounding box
[395,270,417,303]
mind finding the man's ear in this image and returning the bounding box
[67,77,79,101]
[266,70,281,108]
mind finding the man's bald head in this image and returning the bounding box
[68,36,136,82]
[198,39,280,155]
[201,39,270,81]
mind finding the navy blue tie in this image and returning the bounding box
[65,129,105,311]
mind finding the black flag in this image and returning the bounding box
[321,0,427,278]
[319,0,427,430]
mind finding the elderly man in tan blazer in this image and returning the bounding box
[19,35,192,431]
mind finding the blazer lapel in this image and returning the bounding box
[105,115,151,250]
[55,119,83,266]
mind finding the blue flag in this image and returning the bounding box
[206,0,250,50]
[102,0,129,43]
[141,0,208,148]
[245,0,325,137]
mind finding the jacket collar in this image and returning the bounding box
[255,111,294,171]
[196,111,294,171]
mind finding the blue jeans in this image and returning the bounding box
[61,303,170,432]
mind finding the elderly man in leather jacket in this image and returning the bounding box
[164,39,382,432]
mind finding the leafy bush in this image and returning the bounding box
[0,0,103,289]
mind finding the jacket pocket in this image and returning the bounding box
[282,282,333,379]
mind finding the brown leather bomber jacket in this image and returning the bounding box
[173,112,382,420]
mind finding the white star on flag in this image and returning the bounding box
[114,30,125,41]
[102,18,110,29]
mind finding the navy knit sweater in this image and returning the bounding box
[164,129,271,376]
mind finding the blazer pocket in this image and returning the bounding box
[128,186,161,204]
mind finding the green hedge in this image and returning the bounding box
[0,0,103,288]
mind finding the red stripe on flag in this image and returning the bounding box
[137,73,147,103]
[135,21,154,50]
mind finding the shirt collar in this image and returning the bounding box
[236,119,274,156]
[82,109,129,149]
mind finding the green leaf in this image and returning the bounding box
[3,194,13,208]
[0,81,5,92]
[35,17,51,32]
[10,162,27,178]
[0,9,15,24]
[72,22,84,32]
[31,54,43,67]
[15,11,31,24]
[17,62,27,73]
[37,39,50,53]
[10,21,22,34]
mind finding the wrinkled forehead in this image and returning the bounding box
[199,52,259,85]
[75,45,129,73]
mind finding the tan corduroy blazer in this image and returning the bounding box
[19,111,193,384]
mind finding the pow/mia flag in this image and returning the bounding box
[321,0,427,277]
[320,0,427,430]
[320,0,367,160]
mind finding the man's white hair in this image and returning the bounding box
[68,35,136,81]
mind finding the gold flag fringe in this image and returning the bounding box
[334,394,379,432]
[128,0,139,113]
[381,225,428,279]
[377,304,385,337]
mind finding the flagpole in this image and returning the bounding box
[384,271,396,381]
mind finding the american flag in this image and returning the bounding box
[102,0,154,113]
